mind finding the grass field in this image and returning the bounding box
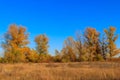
[0,62,120,80]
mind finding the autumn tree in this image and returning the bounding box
[2,24,29,63]
[75,32,87,61]
[54,49,62,62]
[35,34,48,54]
[21,47,38,62]
[104,26,119,58]
[61,37,76,62]
[34,34,51,62]
[84,28,103,61]
[100,34,108,60]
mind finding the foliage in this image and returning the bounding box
[61,37,76,62]
[2,24,29,63]
[54,49,62,62]
[104,26,119,58]
[84,28,103,61]
[0,24,120,63]
[35,34,49,54]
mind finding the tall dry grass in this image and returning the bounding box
[0,62,120,80]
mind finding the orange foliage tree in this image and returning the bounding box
[84,28,103,61]
[35,34,51,62]
[2,24,29,63]
[75,32,87,61]
[104,26,119,58]
[61,37,76,62]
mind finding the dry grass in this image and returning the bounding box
[0,62,120,80]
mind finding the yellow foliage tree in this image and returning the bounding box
[2,24,29,63]
[84,28,103,61]
[54,49,62,62]
[104,26,119,58]
[35,34,51,62]
[61,37,76,62]
[75,32,88,61]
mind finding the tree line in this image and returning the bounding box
[0,24,120,63]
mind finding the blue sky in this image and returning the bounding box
[0,0,120,55]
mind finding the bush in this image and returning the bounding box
[38,53,53,63]
[95,54,104,61]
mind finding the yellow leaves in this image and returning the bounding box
[35,34,49,54]
[104,29,108,35]
[24,48,38,62]
[9,24,19,39]
[2,24,30,63]
[62,37,77,62]
[113,35,118,42]
[8,24,29,48]
[85,27,100,47]
[1,24,119,63]
[85,28,100,43]
[34,34,50,62]
[84,28,102,61]
[35,34,48,44]
[64,37,75,47]
[104,26,118,57]
[110,26,116,32]
[38,53,52,62]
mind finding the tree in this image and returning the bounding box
[34,34,50,62]
[84,27,103,61]
[100,34,108,60]
[21,47,38,62]
[35,34,49,54]
[104,26,119,58]
[2,24,29,63]
[75,32,87,61]
[61,37,76,62]
[54,49,62,62]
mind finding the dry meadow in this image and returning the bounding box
[0,62,120,80]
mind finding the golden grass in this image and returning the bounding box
[0,62,120,80]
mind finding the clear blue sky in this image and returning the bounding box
[0,0,120,55]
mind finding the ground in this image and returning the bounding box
[0,62,120,80]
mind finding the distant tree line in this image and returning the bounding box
[0,24,120,63]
